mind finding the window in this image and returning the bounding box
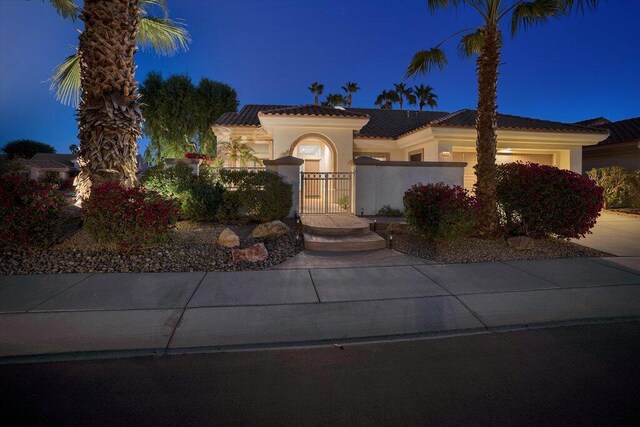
[409,149,423,162]
[298,145,322,158]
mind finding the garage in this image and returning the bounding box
[452,152,554,190]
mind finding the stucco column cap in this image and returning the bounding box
[263,156,304,166]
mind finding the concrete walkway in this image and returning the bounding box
[1,257,640,361]
[572,211,640,256]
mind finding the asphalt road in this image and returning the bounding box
[2,322,640,426]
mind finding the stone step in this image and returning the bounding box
[300,214,371,236]
[303,232,387,252]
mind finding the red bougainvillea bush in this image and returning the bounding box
[0,175,66,248]
[496,162,604,239]
[403,182,479,241]
[82,182,180,249]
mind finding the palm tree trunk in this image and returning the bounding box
[314,95,319,106]
[474,24,501,237]
[75,0,142,202]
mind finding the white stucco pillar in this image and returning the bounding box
[264,156,304,218]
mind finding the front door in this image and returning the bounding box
[304,160,321,198]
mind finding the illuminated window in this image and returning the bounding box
[298,145,322,158]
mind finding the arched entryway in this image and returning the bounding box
[289,133,337,173]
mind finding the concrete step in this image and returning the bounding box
[303,232,387,252]
[300,214,371,236]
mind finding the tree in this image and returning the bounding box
[2,140,56,159]
[405,0,600,237]
[322,93,346,107]
[374,90,399,110]
[308,82,325,106]
[139,72,239,162]
[218,139,259,167]
[69,144,80,154]
[47,0,190,202]
[341,82,360,108]
[414,84,439,111]
[393,83,416,110]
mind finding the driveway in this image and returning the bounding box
[572,211,640,256]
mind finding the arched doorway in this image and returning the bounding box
[289,134,337,173]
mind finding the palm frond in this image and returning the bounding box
[458,28,485,57]
[50,52,81,107]
[560,0,602,14]
[405,48,448,79]
[49,0,79,21]
[140,0,169,17]
[427,0,462,12]
[510,0,564,36]
[138,16,191,56]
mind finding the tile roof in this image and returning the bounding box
[574,117,611,127]
[213,105,608,139]
[27,153,76,170]
[260,105,369,118]
[349,108,450,139]
[431,109,609,135]
[591,117,640,145]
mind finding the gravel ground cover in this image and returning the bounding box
[376,230,608,264]
[1,219,302,275]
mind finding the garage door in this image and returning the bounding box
[452,152,554,191]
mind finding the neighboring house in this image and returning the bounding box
[579,116,640,171]
[25,153,148,181]
[213,105,609,189]
[26,153,78,181]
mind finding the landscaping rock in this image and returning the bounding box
[232,243,269,263]
[387,222,410,234]
[251,220,290,239]
[507,236,535,250]
[217,228,240,248]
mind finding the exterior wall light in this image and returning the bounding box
[440,151,451,158]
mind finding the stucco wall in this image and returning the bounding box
[272,127,355,172]
[353,161,466,215]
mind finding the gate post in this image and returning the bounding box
[263,156,304,218]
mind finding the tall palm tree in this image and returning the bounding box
[374,90,399,110]
[393,83,416,110]
[48,0,190,202]
[341,82,360,108]
[414,84,438,111]
[308,82,325,106]
[322,93,346,107]
[405,0,600,237]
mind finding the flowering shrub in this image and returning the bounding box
[0,175,66,248]
[497,163,604,239]
[82,182,179,249]
[184,152,223,165]
[219,169,292,222]
[403,183,478,240]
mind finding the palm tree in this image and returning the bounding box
[219,139,258,167]
[308,82,325,106]
[48,0,190,202]
[374,90,399,110]
[405,0,600,237]
[322,93,346,107]
[414,84,439,111]
[393,83,416,110]
[341,82,360,108]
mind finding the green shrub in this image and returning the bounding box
[377,204,403,217]
[82,182,179,249]
[217,191,242,222]
[497,163,603,239]
[0,175,66,248]
[403,183,478,241]
[141,161,226,221]
[219,169,292,222]
[586,167,640,208]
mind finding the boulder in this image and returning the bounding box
[217,228,240,248]
[507,235,535,250]
[387,222,409,234]
[251,220,290,239]
[232,243,269,263]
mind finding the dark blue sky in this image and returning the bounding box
[1,0,638,153]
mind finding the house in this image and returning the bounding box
[213,105,609,189]
[25,153,148,182]
[579,116,640,171]
[25,153,78,181]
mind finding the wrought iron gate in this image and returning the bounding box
[300,172,353,214]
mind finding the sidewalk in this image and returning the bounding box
[571,211,640,256]
[1,256,640,362]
